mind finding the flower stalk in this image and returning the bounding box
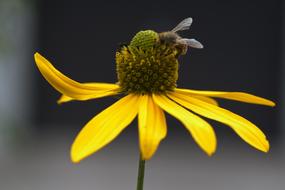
[136,155,146,190]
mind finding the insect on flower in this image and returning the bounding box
[34,17,275,163]
[158,17,203,55]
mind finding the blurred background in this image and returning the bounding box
[0,0,284,189]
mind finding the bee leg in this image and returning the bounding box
[175,45,188,57]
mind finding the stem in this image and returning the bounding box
[136,155,146,190]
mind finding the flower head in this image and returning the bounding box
[34,18,275,163]
[116,30,178,94]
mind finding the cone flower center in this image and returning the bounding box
[116,30,180,94]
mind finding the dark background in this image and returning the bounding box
[1,0,284,190]
[35,0,281,136]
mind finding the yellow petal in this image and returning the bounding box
[34,52,120,101]
[57,90,119,104]
[152,94,216,156]
[169,92,269,152]
[138,95,167,160]
[71,94,139,163]
[57,95,73,104]
[191,95,219,106]
[175,88,275,107]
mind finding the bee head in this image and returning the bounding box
[130,30,159,51]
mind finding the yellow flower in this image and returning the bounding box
[34,18,275,163]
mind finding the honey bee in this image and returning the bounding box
[158,17,203,55]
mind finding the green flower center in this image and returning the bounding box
[116,30,179,94]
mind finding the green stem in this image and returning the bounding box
[136,155,146,190]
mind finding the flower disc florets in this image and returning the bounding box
[116,30,179,94]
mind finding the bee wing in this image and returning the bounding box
[178,38,204,49]
[171,17,193,33]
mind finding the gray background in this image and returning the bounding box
[0,0,284,190]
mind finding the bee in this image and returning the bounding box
[158,17,203,55]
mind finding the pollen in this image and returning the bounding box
[116,30,179,94]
